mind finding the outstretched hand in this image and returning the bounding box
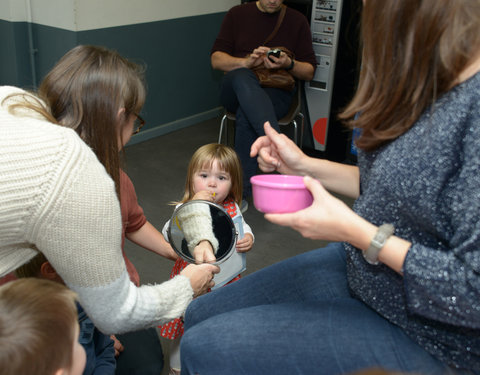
[180,263,220,297]
[193,240,216,263]
[264,176,356,242]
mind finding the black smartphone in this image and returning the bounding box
[267,48,282,62]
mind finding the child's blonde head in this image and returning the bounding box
[0,278,78,375]
[182,143,243,204]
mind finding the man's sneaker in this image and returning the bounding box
[240,200,248,213]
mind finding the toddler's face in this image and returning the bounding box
[193,160,232,204]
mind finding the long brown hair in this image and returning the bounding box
[38,45,146,197]
[181,143,243,205]
[0,278,78,375]
[2,90,57,124]
[339,0,480,151]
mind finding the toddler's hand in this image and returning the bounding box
[192,190,215,201]
[193,240,216,263]
[110,335,124,357]
[236,233,254,253]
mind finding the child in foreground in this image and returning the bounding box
[16,252,116,375]
[0,278,86,375]
[160,143,254,374]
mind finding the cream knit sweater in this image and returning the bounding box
[0,86,193,334]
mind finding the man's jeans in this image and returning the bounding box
[220,68,294,197]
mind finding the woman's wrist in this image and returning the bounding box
[299,155,324,179]
[339,210,377,248]
[345,215,410,274]
[377,236,410,274]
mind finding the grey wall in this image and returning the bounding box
[0,12,226,142]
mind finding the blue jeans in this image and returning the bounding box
[181,242,455,375]
[220,68,294,197]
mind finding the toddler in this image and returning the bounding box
[160,143,254,374]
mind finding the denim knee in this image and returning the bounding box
[225,67,256,82]
[223,68,260,93]
[183,298,198,331]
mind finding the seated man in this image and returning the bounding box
[211,0,316,205]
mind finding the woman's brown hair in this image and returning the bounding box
[339,0,480,151]
[38,45,146,197]
[181,143,243,205]
[0,278,78,375]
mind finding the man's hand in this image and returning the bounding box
[263,50,292,70]
[245,46,271,68]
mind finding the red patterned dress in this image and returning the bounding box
[159,198,241,340]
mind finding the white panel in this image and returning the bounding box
[31,0,76,30]
[76,0,239,31]
[0,0,239,31]
[0,0,76,28]
[305,0,343,151]
[0,0,25,22]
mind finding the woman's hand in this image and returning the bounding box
[266,176,410,274]
[180,263,220,297]
[193,240,216,263]
[236,233,254,253]
[265,176,358,242]
[250,122,308,176]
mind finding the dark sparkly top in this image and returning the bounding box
[345,72,480,373]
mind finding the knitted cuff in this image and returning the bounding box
[176,202,219,254]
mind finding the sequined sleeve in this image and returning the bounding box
[349,73,480,331]
[402,105,480,328]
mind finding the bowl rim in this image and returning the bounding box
[250,174,306,189]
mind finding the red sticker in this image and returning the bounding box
[313,118,328,146]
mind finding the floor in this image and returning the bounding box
[123,116,354,373]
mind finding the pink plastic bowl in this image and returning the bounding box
[250,174,313,213]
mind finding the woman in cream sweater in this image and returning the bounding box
[0,85,218,334]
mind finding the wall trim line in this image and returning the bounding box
[126,107,223,147]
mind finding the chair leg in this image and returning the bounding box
[225,117,228,144]
[292,120,298,146]
[298,113,304,149]
[219,115,227,144]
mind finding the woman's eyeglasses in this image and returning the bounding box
[133,114,145,135]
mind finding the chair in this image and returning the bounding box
[218,83,305,148]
